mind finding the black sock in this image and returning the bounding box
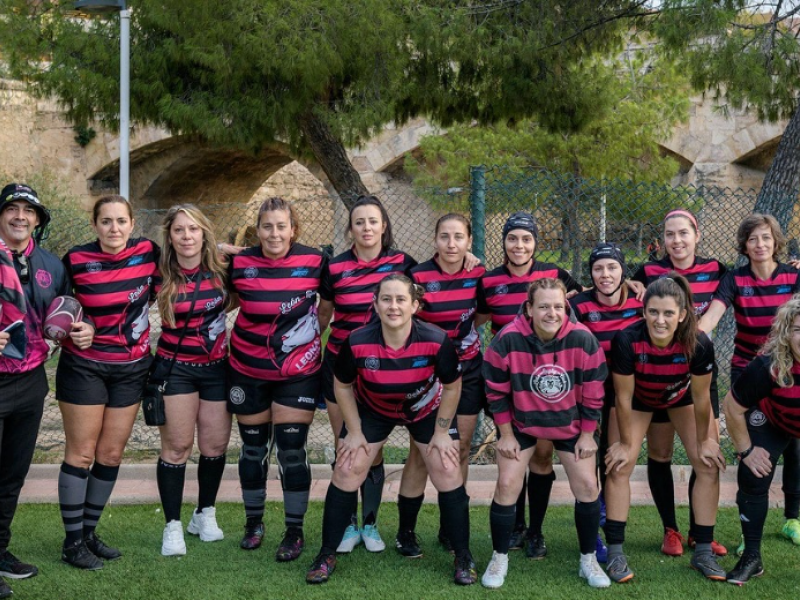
[197,454,226,511]
[321,483,358,553]
[737,490,768,554]
[782,438,800,519]
[575,499,601,555]
[439,486,470,554]
[490,501,516,553]
[58,462,89,545]
[688,470,697,537]
[84,462,119,536]
[647,458,677,531]
[157,459,187,523]
[514,474,527,529]
[528,471,555,536]
[692,523,714,555]
[604,518,627,546]
[397,494,424,533]
[361,461,385,526]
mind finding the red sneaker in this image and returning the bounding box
[661,528,685,556]
[687,536,728,557]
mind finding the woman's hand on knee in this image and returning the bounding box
[698,438,726,472]
[743,447,773,478]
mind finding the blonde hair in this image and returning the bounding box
[158,204,227,327]
[762,297,800,388]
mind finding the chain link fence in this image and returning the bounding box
[34,166,800,465]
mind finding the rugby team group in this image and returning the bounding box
[0,182,798,597]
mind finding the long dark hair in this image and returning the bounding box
[349,195,394,251]
[643,273,697,361]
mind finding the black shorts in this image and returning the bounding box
[153,356,227,402]
[457,354,486,416]
[226,366,320,415]
[342,403,459,445]
[649,362,720,423]
[321,349,337,404]
[632,392,693,415]
[512,426,594,454]
[56,351,152,408]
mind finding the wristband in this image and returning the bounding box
[736,445,754,461]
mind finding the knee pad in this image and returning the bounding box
[275,423,310,492]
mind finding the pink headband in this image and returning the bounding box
[664,209,698,231]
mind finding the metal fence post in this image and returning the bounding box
[470,165,487,262]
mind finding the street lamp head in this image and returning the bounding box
[73,0,126,13]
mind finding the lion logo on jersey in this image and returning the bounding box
[131,306,149,341]
[281,306,320,353]
[208,312,226,342]
[530,364,571,403]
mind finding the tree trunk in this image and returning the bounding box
[298,110,369,210]
[755,106,800,232]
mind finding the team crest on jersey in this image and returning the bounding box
[742,286,754,297]
[426,281,441,293]
[86,261,102,273]
[588,311,601,323]
[496,284,508,295]
[530,364,571,403]
[35,269,52,288]
[748,409,766,427]
[638,353,648,364]
[365,356,380,371]
[229,386,246,405]
[244,266,258,279]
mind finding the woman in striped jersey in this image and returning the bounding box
[227,197,325,562]
[632,209,728,557]
[154,205,232,557]
[698,213,800,552]
[394,213,485,557]
[605,275,726,583]
[724,298,800,584]
[306,273,476,586]
[482,278,610,589]
[317,195,417,553]
[477,212,583,559]
[57,196,160,570]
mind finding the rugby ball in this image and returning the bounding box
[44,296,84,341]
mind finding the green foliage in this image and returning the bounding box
[72,124,96,147]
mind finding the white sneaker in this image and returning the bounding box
[187,506,224,542]
[162,521,186,556]
[336,524,362,553]
[362,524,386,552]
[481,551,508,589]
[579,553,611,588]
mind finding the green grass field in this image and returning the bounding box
[5,503,798,599]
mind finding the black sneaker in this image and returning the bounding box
[85,532,122,561]
[438,530,454,554]
[727,552,764,585]
[453,550,478,585]
[240,521,265,550]
[275,527,304,562]
[61,540,103,571]
[0,577,11,599]
[395,530,423,558]
[525,533,547,559]
[0,550,38,579]
[306,552,336,584]
[508,524,527,550]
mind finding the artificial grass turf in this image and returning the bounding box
[5,502,798,599]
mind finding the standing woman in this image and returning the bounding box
[723,298,800,584]
[698,213,800,549]
[57,195,159,570]
[604,275,726,583]
[155,205,232,556]
[394,213,486,556]
[306,274,476,585]
[477,212,583,558]
[482,278,609,589]
[317,195,416,552]
[632,209,728,556]
[227,197,325,562]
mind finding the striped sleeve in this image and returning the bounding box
[0,242,25,325]
[483,334,513,425]
[575,332,607,431]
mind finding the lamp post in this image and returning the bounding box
[74,1,130,201]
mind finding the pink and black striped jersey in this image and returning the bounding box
[484,314,607,440]
[611,320,715,409]
[156,268,228,363]
[570,290,643,357]
[62,237,159,362]
[732,355,800,437]
[712,263,800,369]
[478,262,581,335]
[335,319,461,423]
[0,239,25,328]
[410,258,485,361]
[320,247,416,356]
[632,256,726,316]
[228,243,324,381]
